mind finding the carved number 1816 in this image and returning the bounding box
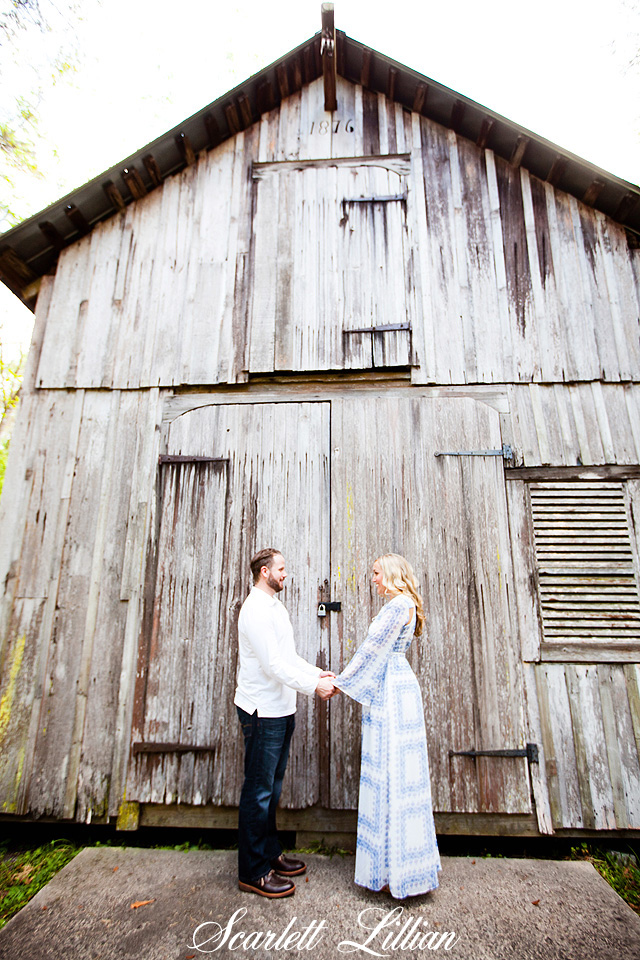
[310,119,355,134]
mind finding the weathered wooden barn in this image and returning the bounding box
[1,6,640,842]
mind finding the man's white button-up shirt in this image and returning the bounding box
[234,586,322,717]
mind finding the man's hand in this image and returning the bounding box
[318,670,336,678]
[315,676,336,700]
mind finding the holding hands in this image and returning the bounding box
[316,671,340,700]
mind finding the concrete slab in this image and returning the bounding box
[0,848,639,960]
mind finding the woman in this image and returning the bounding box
[333,553,441,899]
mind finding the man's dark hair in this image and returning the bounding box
[250,548,282,584]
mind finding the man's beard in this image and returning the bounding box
[266,570,283,592]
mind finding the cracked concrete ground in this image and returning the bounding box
[1,847,639,959]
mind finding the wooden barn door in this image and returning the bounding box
[329,396,531,816]
[127,401,330,809]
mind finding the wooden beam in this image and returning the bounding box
[276,63,290,100]
[360,47,371,88]
[122,167,147,200]
[546,155,567,186]
[143,154,163,187]
[224,101,241,135]
[237,93,253,128]
[321,2,337,111]
[39,221,65,252]
[64,203,91,235]
[103,180,126,212]
[505,465,640,481]
[303,43,315,84]
[256,80,275,115]
[451,99,465,133]
[476,118,495,150]
[614,191,639,224]
[203,112,222,148]
[412,82,428,115]
[175,132,196,165]
[510,135,530,167]
[291,54,303,93]
[0,246,36,291]
[336,28,345,77]
[582,179,605,207]
[388,67,397,102]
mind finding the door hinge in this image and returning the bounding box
[343,323,411,334]
[449,743,539,764]
[132,742,215,754]
[435,444,513,461]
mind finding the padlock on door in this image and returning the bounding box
[317,603,327,617]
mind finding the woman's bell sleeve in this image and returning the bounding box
[334,597,412,706]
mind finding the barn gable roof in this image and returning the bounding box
[2,20,639,308]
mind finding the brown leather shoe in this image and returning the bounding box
[238,869,295,898]
[271,854,307,877]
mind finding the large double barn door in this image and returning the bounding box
[128,395,530,817]
[127,402,330,807]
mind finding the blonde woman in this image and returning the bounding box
[333,554,441,899]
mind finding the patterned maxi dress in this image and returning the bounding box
[334,593,441,899]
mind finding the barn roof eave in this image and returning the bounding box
[1,28,639,309]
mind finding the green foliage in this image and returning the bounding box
[0,839,80,929]
[0,346,24,499]
[571,843,640,915]
[0,0,81,229]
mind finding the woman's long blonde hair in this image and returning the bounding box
[376,553,425,637]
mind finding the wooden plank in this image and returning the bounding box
[3,390,85,816]
[599,213,640,380]
[109,388,163,818]
[505,481,542,661]
[419,119,464,383]
[541,642,640,662]
[522,664,554,833]
[494,154,535,381]
[485,150,515,382]
[535,664,583,828]
[26,392,110,818]
[564,664,616,829]
[598,664,640,828]
[506,466,640,481]
[36,236,92,387]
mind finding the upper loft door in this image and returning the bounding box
[248,155,414,373]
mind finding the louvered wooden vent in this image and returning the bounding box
[530,481,640,645]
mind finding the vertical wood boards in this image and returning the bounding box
[504,383,640,466]
[534,662,640,829]
[0,387,165,820]
[329,396,530,815]
[30,71,640,390]
[126,401,330,809]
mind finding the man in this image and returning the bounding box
[234,548,335,898]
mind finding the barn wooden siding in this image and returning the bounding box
[31,76,640,390]
[1,72,640,834]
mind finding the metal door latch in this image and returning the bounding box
[318,601,341,617]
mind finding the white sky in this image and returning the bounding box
[1,0,639,360]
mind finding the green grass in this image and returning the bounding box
[570,843,640,915]
[0,839,80,930]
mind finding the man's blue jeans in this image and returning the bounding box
[237,706,296,882]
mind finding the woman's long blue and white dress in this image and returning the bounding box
[334,593,441,899]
